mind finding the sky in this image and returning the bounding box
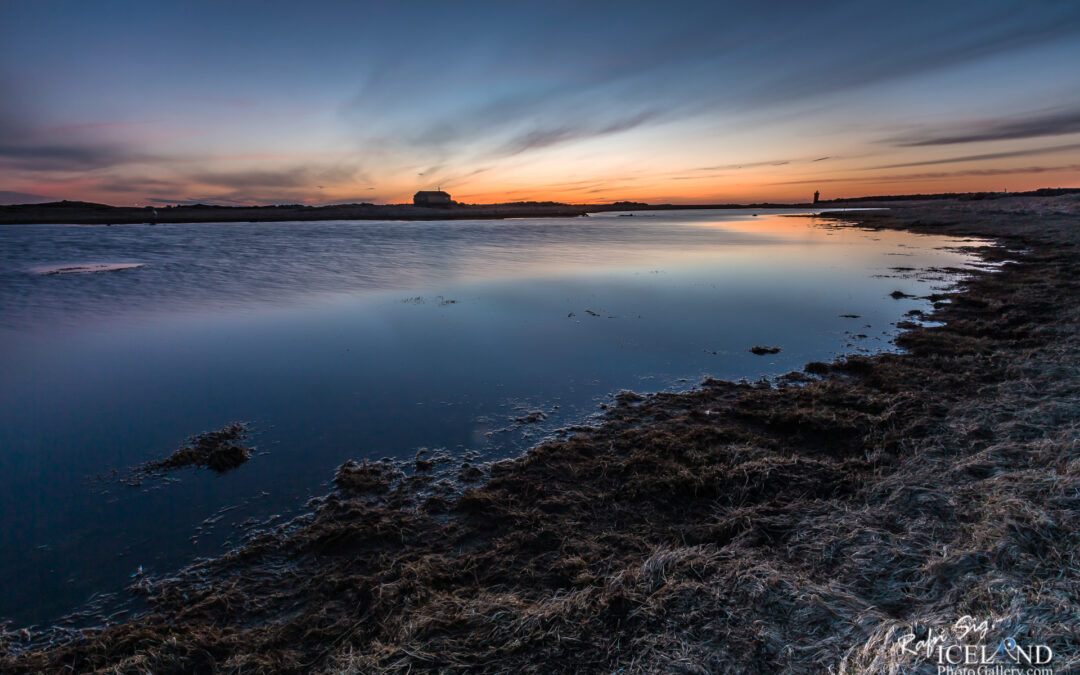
[1,0,1079,206]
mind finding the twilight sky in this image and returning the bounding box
[1,0,1079,206]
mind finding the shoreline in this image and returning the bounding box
[3,196,1079,672]
[0,201,815,226]
[2,188,1076,226]
[0,201,592,225]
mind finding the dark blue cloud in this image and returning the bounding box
[890,108,1080,146]
[869,142,1080,169]
[0,190,54,205]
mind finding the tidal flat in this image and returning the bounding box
[3,196,1080,672]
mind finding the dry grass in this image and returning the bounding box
[3,197,1079,673]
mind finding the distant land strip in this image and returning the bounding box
[0,188,1077,225]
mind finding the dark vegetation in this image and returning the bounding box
[749,345,782,355]
[2,196,1079,672]
[149,423,252,474]
[127,423,252,479]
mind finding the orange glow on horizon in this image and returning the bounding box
[8,164,1079,208]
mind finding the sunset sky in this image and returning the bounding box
[1,0,1078,206]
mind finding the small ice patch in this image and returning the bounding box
[34,263,146,275]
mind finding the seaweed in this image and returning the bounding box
[118,423,252,481]
[749,345,782,355]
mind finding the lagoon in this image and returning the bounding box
[0,209,985,625]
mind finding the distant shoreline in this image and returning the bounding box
[0,200,808,226]
[1,187,1076,225]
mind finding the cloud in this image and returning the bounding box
[0,142,141,172]
[324,1,1080,199]
[869,142,1080,169]
[493,110,660,157]
[889,108,1080,146]
[695,160,791,171]
[745,3,1080,109]
[0,105,146,172]
[0,190,54,204]
[429,166,492,190]
[143,196,218,206]
[186,165,364,190]
[94,177,183,193]
[0,95,147,173]
[771,164,1080,185]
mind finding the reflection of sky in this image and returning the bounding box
[1,1,1078,206]
[0,209,956,329]
[0,211,987,624]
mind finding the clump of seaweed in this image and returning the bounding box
[614,390,646,405]
[334,459,403,495]
[145,422,251,474]
[514,410,547,423]
[749,344,781,355]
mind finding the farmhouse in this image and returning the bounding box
[413,190,452,206]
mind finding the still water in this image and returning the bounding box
[0,209,984,625]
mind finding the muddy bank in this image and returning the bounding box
[3,196,1079,673]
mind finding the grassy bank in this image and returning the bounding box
[3,197,1079,673]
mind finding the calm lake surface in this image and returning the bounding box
[0,209,986,625]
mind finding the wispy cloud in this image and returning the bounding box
[869,142,1080,169]
[187,165,365,190]
[0,142,142,172]
[493,110,660,158]
[694,160,791,171]
[0,109,147,172]
[888,107,1080,147]
[95,177,182,193]
[771,164,1080,185]
[0,190,54,204]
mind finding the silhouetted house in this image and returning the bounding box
[413,190,452,207]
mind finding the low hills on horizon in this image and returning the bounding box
[0,187,1077,225]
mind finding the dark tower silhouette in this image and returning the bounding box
[813,190,820,204]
